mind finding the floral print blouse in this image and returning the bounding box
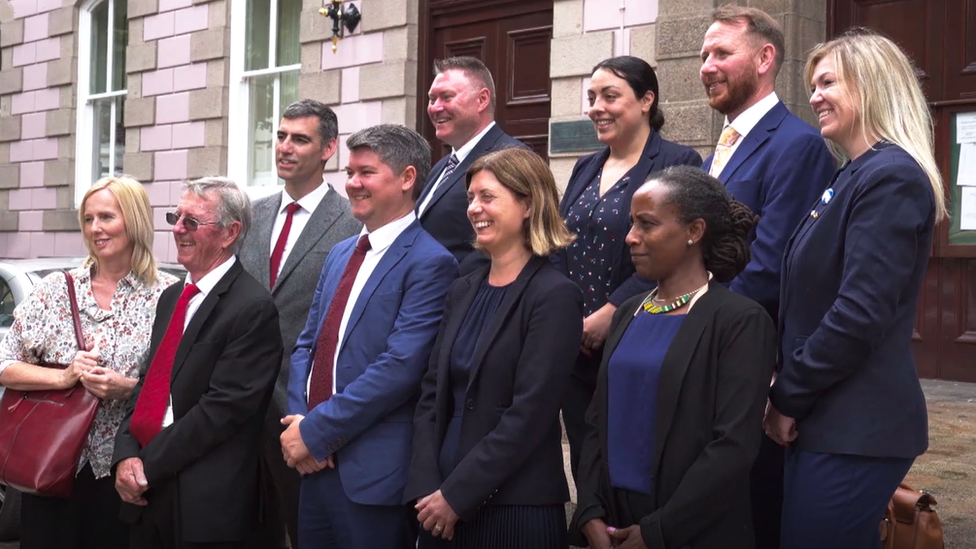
[0,266,178,479]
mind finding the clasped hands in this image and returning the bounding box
[583,518,648,549]
[762,400,797,447]
[280,414,334,475]
[416,490,459,541]
[67,348,136,400]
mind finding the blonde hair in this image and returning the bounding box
[79,176,160,285]
[466,148,575,256]
[805,30,946,223]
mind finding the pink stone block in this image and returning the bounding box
[19,161,45,188]
[325,171,348,198]
[171,121,205,149]
[8,189,32,211]
[4,233,32,258]
[31,233,56,257]
[23,14,49,42]
[35,38,60,62]
[332,101,383,135]
[152,229,173,262]
[34,88,60,111]
[32,187,57,209]
[20,113,47,140]
[623,0,657,26]
[21,62,47,91]
[9,0,38,19]
[583,0,623,32]
[173,64,207,92]
[174,5,209,35]
[342,67,360,103]
[12,43,36,67]
[141,125,174,151]
[321,33,384,71]
[156,92,190,124]
[35,0,60,14]
[33,138,58,160]
[10,141,34,163]
[19,211,44,231]
[154,150,188,180]
[337,135,350,180]
[170,181,186,204]
[158,0,193,13]
[144,181,172,204]
[142,69,175,97]
[143,11,176,42]
[152,207,170,229]
[11,92,35,115]
[157,35,192,69]
[53,232,85,257]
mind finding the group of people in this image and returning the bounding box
[0,5,944,549]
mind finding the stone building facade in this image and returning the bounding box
[0,0,827,260]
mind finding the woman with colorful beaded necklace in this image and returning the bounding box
[570,165,777,549]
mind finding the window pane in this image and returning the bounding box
[277,0,301,66]
[90,0,109,94]
[91,97,125,182]
[114,96,126,175]
[111,0,128,92]
[247,74,276,186]
[279,70,298,115]
[245,0,271,71]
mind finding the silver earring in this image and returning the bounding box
[687,239,694,246]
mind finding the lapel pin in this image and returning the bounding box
[821,188,834,205]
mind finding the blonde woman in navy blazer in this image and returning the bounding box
[765,30,947,549]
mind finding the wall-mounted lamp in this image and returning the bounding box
[318,0,362,54]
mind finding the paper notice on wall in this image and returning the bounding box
[961,187,976,231]
[958,143,976,186]
[958,112,976,144]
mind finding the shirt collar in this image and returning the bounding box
[726,92,779,139]
[278,181,331,216]
[185,256,237,296]
[452,121,496,163]
[359,212,417,254]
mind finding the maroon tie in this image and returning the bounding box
[308,235,371,408]
[130,283,200,447]
[269,202,302,288]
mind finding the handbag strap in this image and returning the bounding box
[63,271,86,351]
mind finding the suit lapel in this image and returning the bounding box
[171,261,243,382]
[464,257,546,394]
[417,156,450,212]
[718,102,788,183]
[420,125,504,218]
[251,194,280,288]
[274,186,344,292]
[562,148,609,214]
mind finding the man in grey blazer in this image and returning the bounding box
[239,99,361,549]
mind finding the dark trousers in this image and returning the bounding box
[298,464,416,549]
[20,462,129,549]
[246,425,301,549]
[780,449,914,549]
[750,434,785,549]
[128,479,246,549]
[561,351,601,485]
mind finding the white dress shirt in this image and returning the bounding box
[162,255,237,427]
[269,182,332,279]
[417,121,497,215]
[722,92,780,160]
[307,212,417,399]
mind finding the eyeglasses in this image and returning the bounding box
[166,212,220,232]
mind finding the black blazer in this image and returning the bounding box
[770,144,933,458]
[113,261,283,542]
[405,256,583,521]
[555,130,702,308]
[571,283,776,549]
[417,124,527,274]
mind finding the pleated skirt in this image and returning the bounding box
[418,504,567,549]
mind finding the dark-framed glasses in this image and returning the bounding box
[166,212,220,231]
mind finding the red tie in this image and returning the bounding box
[308,235,371,408]
[129,284,200,447]
[269,202,302,288]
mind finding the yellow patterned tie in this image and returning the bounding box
[709,125,741,178]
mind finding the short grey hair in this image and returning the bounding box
[182,177,252,253]
[345,124,432,200]
[282,99,338,144]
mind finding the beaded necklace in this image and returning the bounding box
[638,273,713,315]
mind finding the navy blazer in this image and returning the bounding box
[405,256,583,520]
[704,101,836,320]
[417,124,527,273]
[556,130,702,307]
[288,220,458,506]
[770,144,933,459]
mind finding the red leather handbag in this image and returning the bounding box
[0,271,100,498]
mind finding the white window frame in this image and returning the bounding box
[228,0,301,199]
[74,0,127,208]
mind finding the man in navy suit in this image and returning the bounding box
[699,6,836,549]
[280,124,458,549]
[417,56,527,274]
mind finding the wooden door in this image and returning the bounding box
[419,0,553,163]
[828,0,976,381]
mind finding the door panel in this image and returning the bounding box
[944,0,976,100]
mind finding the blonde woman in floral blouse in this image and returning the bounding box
[0,175,177,549]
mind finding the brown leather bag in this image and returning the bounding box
[880,483,945,549]
[0,271,101,498]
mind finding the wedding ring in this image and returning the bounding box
[433,525,443,533]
